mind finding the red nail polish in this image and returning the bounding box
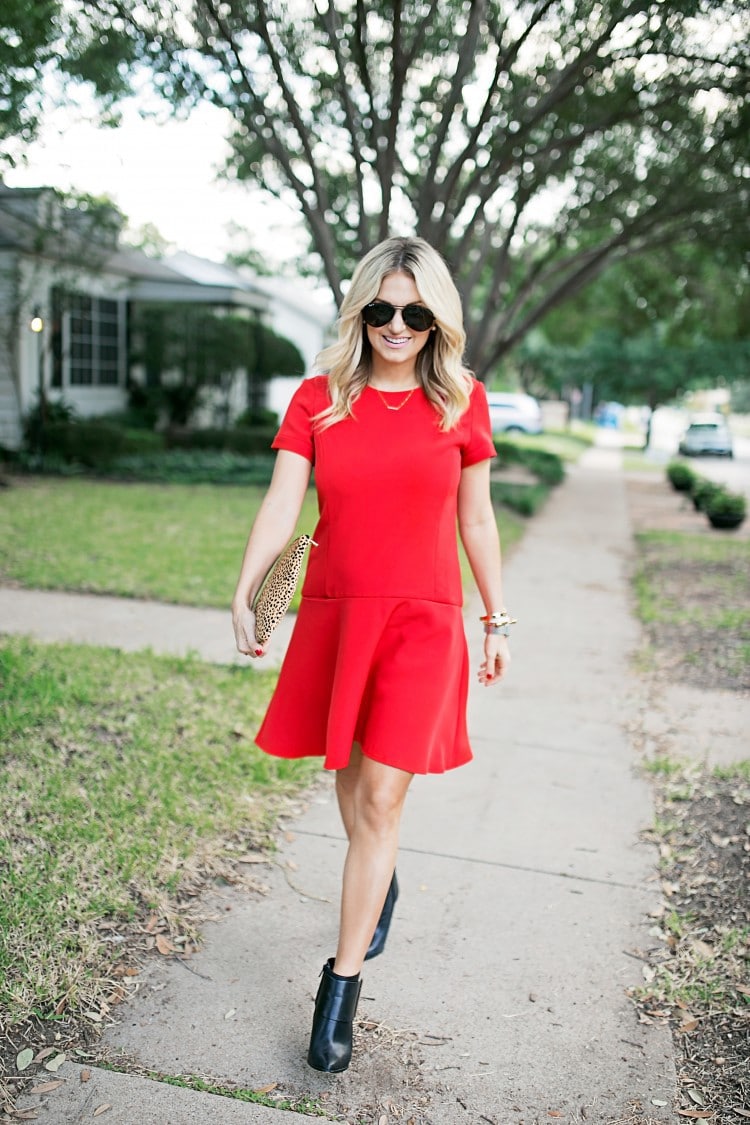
[254,648,263,656]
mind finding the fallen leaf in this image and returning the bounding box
[16,1048,34,1071]
[548,1114,563,1119]
[737,984,750,997]
[224,1008,236,1020]
[676,1111,714,1119]
[93,1104,112,1117]
[54,997,67,1016]
[254,1083,278,1094]
[44,1053,66,1073]
[155,934,174,956]
[80,1069,92,1083]
[686,1088,706,1106]
[731,1110,750,1119]
[145,915,159,933]
[9,1110,38,1121]
[691,939,713,959]
[29,1080,65,1094]
[33,1048,56,1063]
[236,854,267,864]
[378,1116,388,1125]
[679,1018,699,1033]
[651,1099,669,1107]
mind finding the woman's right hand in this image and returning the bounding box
[232,602,266,659]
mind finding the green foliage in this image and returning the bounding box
[165,427,278,456]
[516,329,750,409]
[490,439,565,515]
[13,1,748,375]
[666,461,696,492]
[690,477,722,512]
[490,481,549,517]
[129,304,305,426]
[21,395,76,451]
[704,489,747,528]
[106,451,277,486]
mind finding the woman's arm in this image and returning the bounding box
[231,449,313,657]
[457,458,510,685]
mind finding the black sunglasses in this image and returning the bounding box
[362,300,436,332]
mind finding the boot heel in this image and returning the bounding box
[307,958,362,1073]
[365,871,399,961]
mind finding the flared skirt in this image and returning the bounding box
[255,596,472,774]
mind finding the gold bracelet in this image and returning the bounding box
[480,611,517,628]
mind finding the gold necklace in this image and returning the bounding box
[372,386,418,412]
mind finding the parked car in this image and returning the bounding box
[678,414,733,457]
[486,392,543,435]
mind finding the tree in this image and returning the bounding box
[0,1,136,160]
[53,0,749,378]
[515,329,750,409]
[129,302,304,426]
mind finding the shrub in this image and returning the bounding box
[704,488,746,529]
[165,426,277,455]
[490,480,549,516]
[519,448,565,486]
[42,420,128,468]
[105,450,277,485]
[234,406,279,427]
[666,461,696,491]
[690,477,722,512]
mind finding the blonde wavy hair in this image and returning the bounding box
[314,236,473,431]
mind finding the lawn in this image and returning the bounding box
[0,636,319,1028]
[633,530,750,690]
[0,477,525,606]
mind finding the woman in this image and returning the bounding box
[232,236,511,1073]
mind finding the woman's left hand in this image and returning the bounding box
[478,633,510,686]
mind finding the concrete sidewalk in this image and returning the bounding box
[8,448,676,1124]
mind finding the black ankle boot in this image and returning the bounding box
[365,871,399,961]
[307,958,362,1073]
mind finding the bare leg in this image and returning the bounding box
[333,752,413,977]
[335,742,363,841]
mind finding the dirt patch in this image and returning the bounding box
[634,772,749,1124]
[625,471,750,1122]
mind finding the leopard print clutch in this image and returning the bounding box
[252,534,317,645]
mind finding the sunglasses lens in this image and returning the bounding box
[362,301,393,327]
[403,305,435,331]
[362,301,435,331]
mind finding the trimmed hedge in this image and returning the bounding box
[666,460,696,492]
[165,427,277,455]
[490,439,565,516]
[104,450,277,485]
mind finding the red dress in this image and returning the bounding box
[255,375,496,774]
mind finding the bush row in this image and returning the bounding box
[24,419,278,470]
[18,418,566,508]
[666,461,746,529]
[490,442,565,516]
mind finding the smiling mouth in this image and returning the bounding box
[383,335,410,345]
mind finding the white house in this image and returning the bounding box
[0,185,334,450]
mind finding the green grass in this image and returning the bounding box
[0,478,321,608]
[0,477,524,607]
[0,636,318,1025]
[633,531,750,633]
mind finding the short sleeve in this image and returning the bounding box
[461,380,497,467]
[271,378,323,464]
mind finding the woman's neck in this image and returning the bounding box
[367,362,420,392]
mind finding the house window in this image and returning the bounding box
[51,288,125,388]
